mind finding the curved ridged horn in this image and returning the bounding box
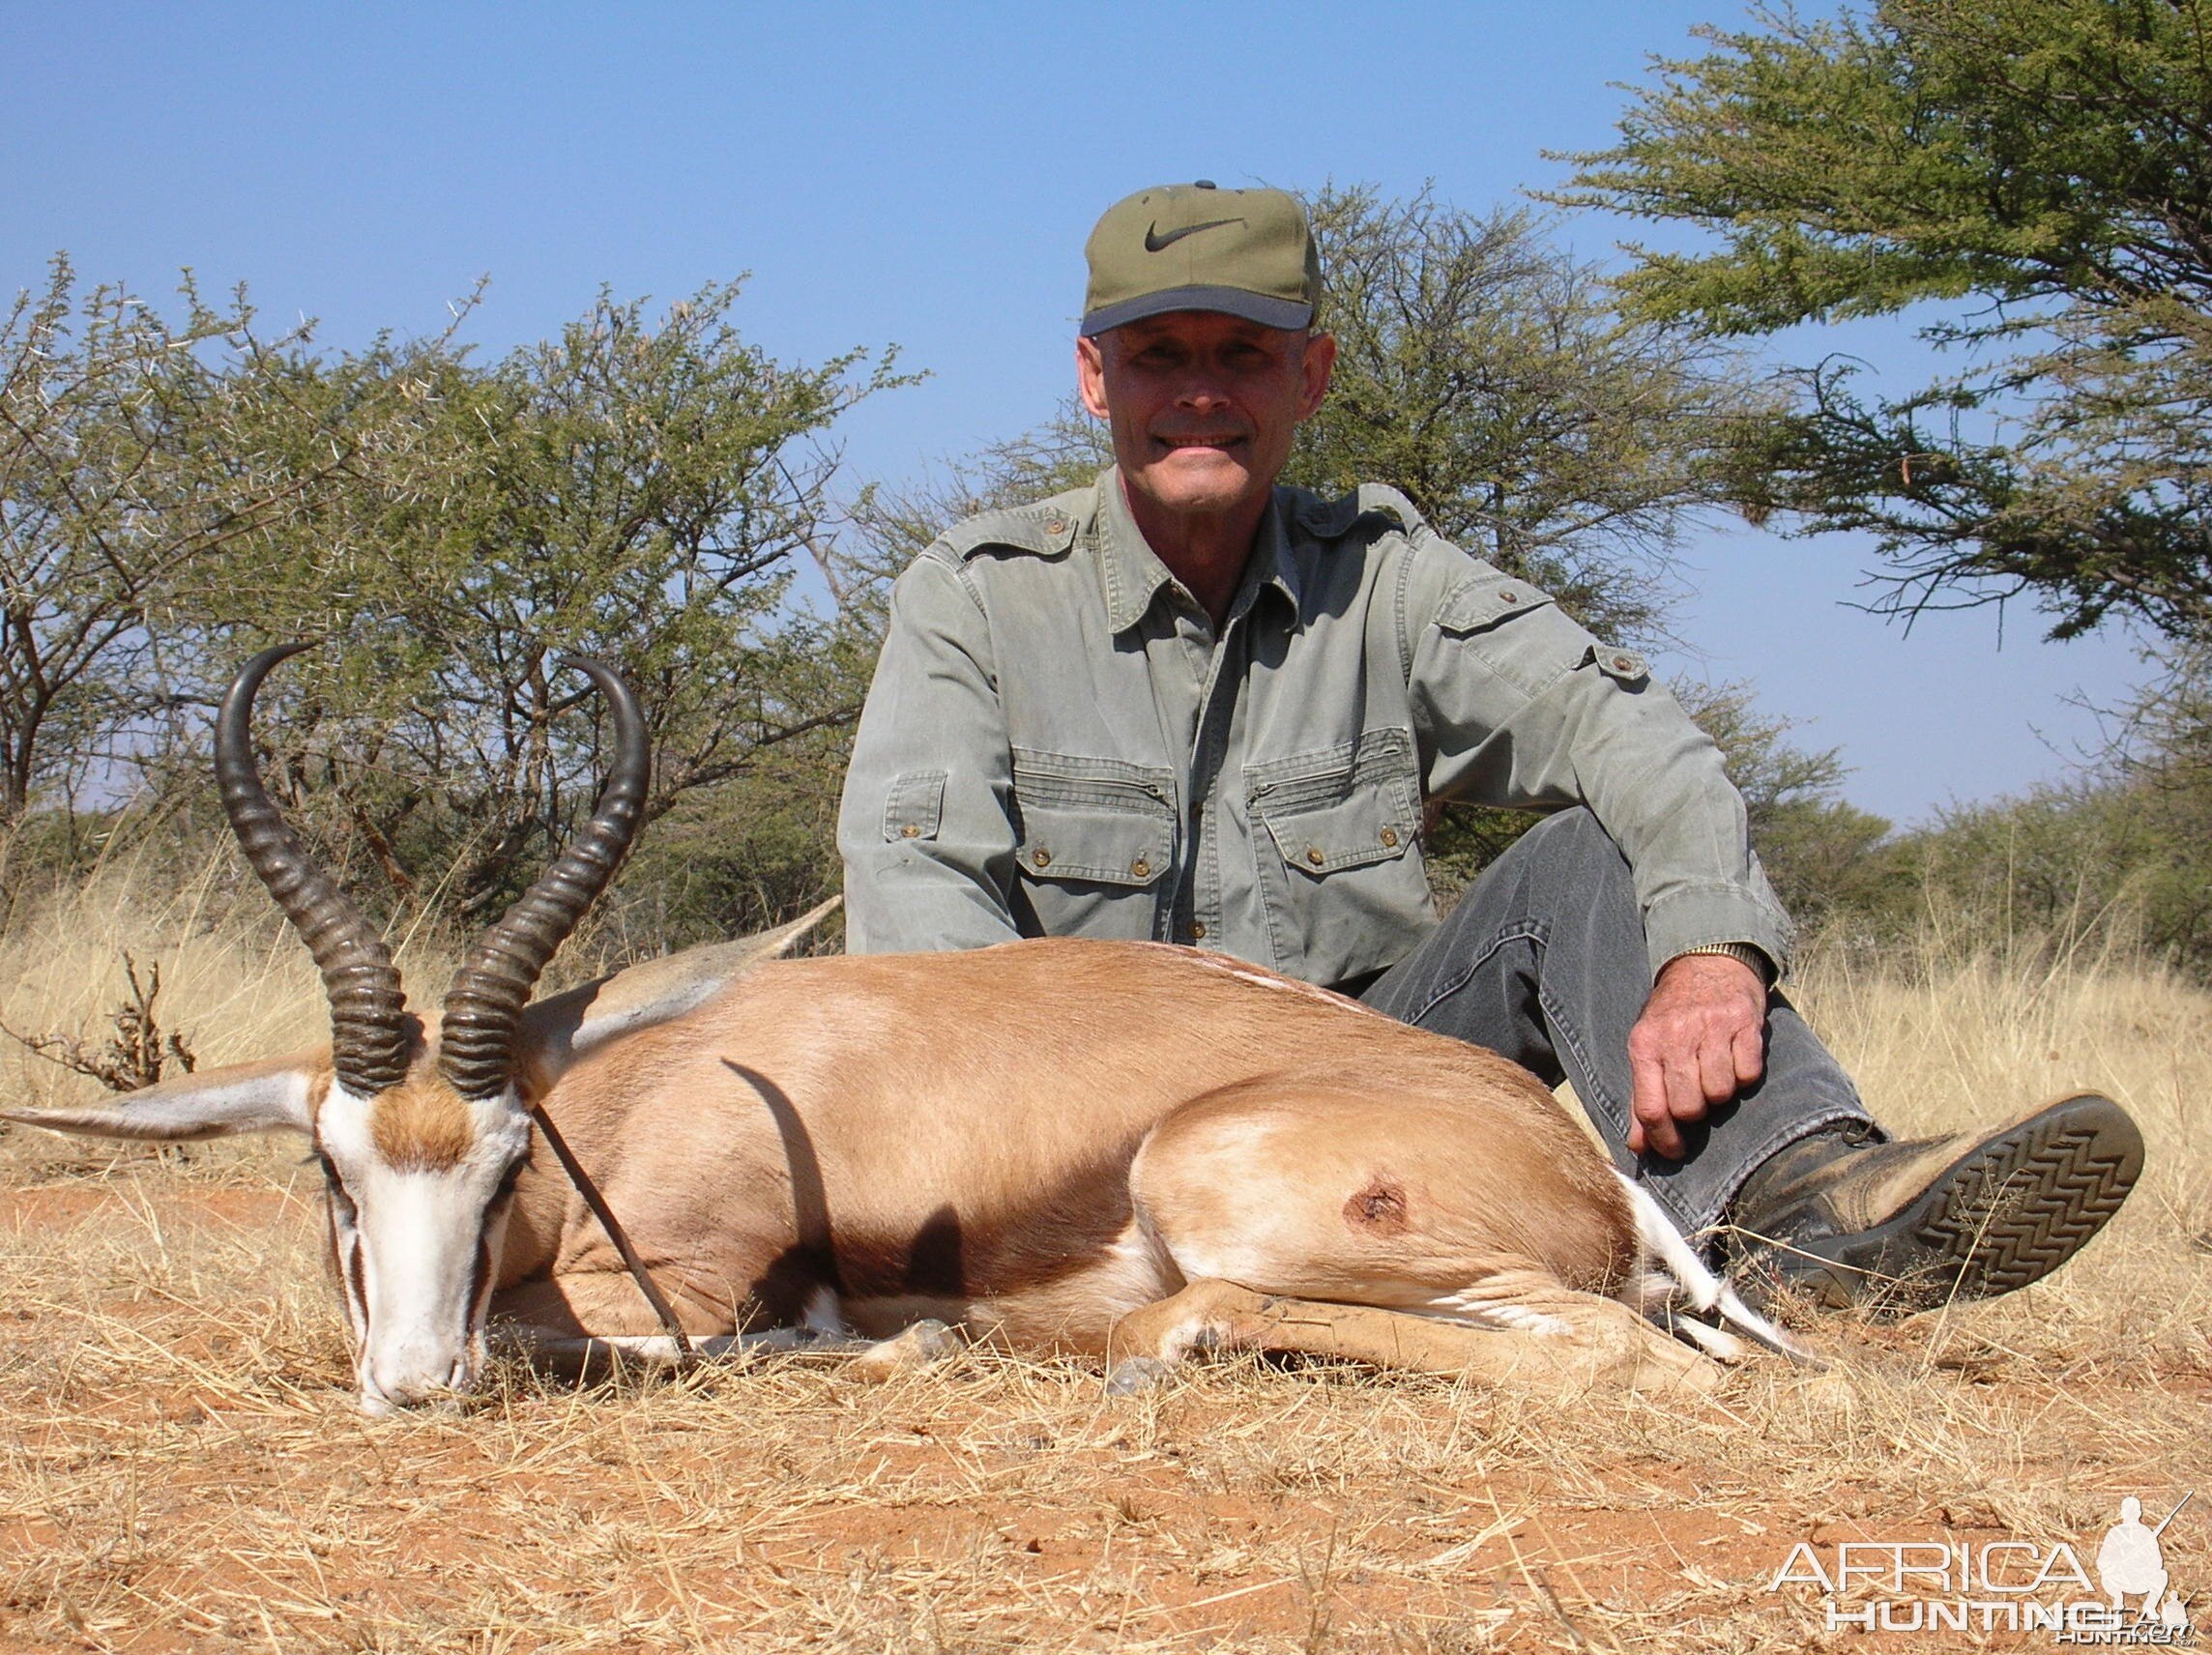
[439,656,650,1100]
[217,644,412,1096]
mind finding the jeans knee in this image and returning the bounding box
[1511,808,1627,882]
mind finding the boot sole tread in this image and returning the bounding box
[1772,1094,2143,1317]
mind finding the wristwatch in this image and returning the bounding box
[1674,940,1776,987]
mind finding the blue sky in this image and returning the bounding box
[4,2,2144,825]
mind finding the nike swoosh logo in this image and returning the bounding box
[1144,217,1244,252]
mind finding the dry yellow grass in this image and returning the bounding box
[0,867,2205,1652]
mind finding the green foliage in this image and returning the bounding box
[0,259,334,824]
[1554,0,2212,642]
[604,749,849,956]
[1754,794,1906,935]
[1878,773,2210,973]
[1,265,908,935]
[1422,678,1893,920]
[1288,186,1771,643]
[1924,648,2212,971]
[184,281,909,918]
[838,407,1111,626]
[1727,639,2212,973]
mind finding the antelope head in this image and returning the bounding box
[2,645,650,1415]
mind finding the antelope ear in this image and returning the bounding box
[736,893,845,967]
[0,1055,319,1142]
[514,894,843,1087]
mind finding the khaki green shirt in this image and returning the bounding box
[838,469,1790,988]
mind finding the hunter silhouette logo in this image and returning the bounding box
[1765,1490,2196,1641]
[2099,1495,2192,1634]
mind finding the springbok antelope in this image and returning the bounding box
[2,648,1796,1415]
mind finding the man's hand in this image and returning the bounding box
[1625,952,1768,1159]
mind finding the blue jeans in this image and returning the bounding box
[1358,809,1876,1238]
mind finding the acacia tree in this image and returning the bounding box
[0,258,333,827]
[1292,185,1769,642]
[164,282,910,919]
[1554,0,2212,642]
[839,409,1110,631]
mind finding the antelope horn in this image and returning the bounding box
[217,644,411,1096]
[439,655,650,1100]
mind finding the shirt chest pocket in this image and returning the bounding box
[1244,727,1432,985]
[1009,748,1176,941]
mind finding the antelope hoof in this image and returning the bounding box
[848,1319,958,1381]
[1104,1355,1176,1396]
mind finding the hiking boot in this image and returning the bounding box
[1727,1092,2144,1318]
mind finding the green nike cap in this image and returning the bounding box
[1080,181,1321,337]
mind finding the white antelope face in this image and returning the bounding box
[314,1077,536,1414]
[4,1060,541,1414]
[0,642,651,1414]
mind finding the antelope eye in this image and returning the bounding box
[492,1155,531,1203]
[313,1151,358,1222]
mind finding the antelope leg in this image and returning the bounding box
[490,1318,958,1382]
[1105,1277,1722,1398]
[491,1321,863,1378]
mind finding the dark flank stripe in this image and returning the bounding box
[833,1141,1142,1300]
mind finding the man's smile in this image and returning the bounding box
[1074,305,1333,563]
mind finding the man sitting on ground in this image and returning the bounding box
[836,181,2144,1312]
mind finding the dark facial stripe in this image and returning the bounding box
[320,1196,343,1283]
[343,1236,369,1357]
[467,1234,493,1333]
[316,1155,369,1355]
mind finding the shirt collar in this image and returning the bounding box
[1091,467,1299,635]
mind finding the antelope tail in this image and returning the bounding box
[1618,1174,1818,1365]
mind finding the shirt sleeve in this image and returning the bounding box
[837,550,1025,953]
[1400,537,1794,981]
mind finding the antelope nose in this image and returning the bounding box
[364,1350,478,1412]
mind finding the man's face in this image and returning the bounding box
[1077,310,1335,526]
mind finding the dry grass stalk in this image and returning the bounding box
[0,869,2204,1651]
[0,951,199,1095]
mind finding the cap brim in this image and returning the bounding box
[1080,285,1315,337]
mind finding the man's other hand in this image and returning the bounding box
[1625,952,1767,1159]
